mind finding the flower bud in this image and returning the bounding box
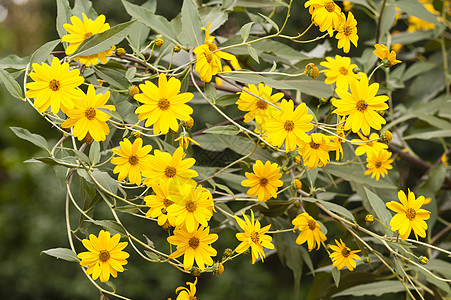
[363,256,371,263]
[380,131,392,143]
[382,58,392,68]
[155,35,164,47]
[319,97,329,105]
[173,44,182,53]
[132,131,142,139]
[83,133,93,144]
[377,110,385,117]
[190,267,202,276]
[365,214,375,224]
[418,256,428,265]
[259,142,267,149]
[182,117,194,129]
[294,154,302,165]
[293,179,302,190]
[116,48,127,57]
[213,262,224,276]
[304,63,319,79]
[129,85,140,99]
[352,66,361,74]
[223,248,233,258]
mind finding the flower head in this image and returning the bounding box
[241,160,283,202]
[134,73,194,135]
[292,212,327,251]
[364,149,393,180]
[299,133,334,169]
[234,210,274,264]
[145,179,177,227]
[25,57,84,114]
[176,278,197,300]
[386,189,431,240]
[329,239,361,271]
[373,44,402,67]
[320,55,360,90]
[305,0,344,36]
[352,132,388,156]
[77,230,129,282]
[335,12,358,53]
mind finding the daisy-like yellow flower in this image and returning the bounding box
[235,210,274,264]
[62,14,115,66]
[264,100,314,152]
[174,132,200,150]
[168,226,218,270]
[241,160,283,202]
[25,57,84,114]
[329,239,361,271]
[333,73,389,136]
[292,212,327,251]
[143,147,198,187]
[352,132,388,156]
[335,12,358,53]
[305,0,344,36]
[364,149,393,180]
[386,190,431,240]
[176,278,197,300]
[299,133,334,169]
[373,44,402,67]
[320,55,360,90]
[236,83,284,126]
[193,23,237,82]
[111,138,152,185]
[145,179,177,228]
[61,84,115,142]
[134,73,194,135]
[77,230,129,282]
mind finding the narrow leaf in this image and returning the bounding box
[87,220,127,236]
[29,39,61,66]
[91,169,118,195]
[364,187,392,231]
[240,22,254,42]
[89,141,101,165]
[10,127,49,151]
[181,0,203,46]
[0,68,24,100]
[41,248,79,262]
[203,125,240,135]
[258,13,279,31]
[247,44,259,63]
[56,0,72,39]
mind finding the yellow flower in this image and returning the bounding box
[305,0,344,36]
[441,153,449,166]
[168,226,218,270]
[62,14,115,66]
[193,23,237,82]
[241,160,283,202]
[176,278,197,300]
[77,230,129,282]
[143,147,198,187]
[364,149,393,181]
[335,12,358,53]
[407,3,438,32]
[386,189,431,240]
[61,84,115,142]
[111,138,152,185]
[329,239,361,271]
[320,55,360,90]
[292,212,327,251]
[25,57,84,114]
[264,100,314,152]
[343,1,352,11]
[145,179,177,227]
[373,44,402,67]
[352,132,388,156]
[174,132,200,150]
[299,133,334,169]
[234,210,274,264]
[135,73,194,135]
[333,73,389,136]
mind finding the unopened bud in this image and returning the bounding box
[213,262,224,276]
[418,256,428,265]
[116,48,127,57]
[380,131,392,143]
[83,133,93,144]
[129,85,140,99]
[378,110,385,117]
[155,36,164,47]
[293,179,302,190]
[365,214,375,224]
[168,128,178,134]
[173,45,181,53]
[363,256,371,263]
[319,97,329,105]
[352,66,361,74]
[191,267,202,276]
[183,117,194,129]
[294,201,301,208]
[223,248,233,258]
[294,154,302,165]
[305,63,319,79]
[132,131,142,139]
[259,142,267,149]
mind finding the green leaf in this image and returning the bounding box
[0,68,24,100]
[240,22,254,43]
[235,0,288,7]
[181,0,203,47]
[41,248,79,262]
[145,250,160,261]
[378,3,398,42]
[27,157,79,168]
[91,169,118,195]
[314,199,356,223]
[127,22,150,53]
[89,142,101,165]
[56,0,72,39]
[331,267,340,287]
[414,113,451,130]
[364,187,392,234]
[332,280,411,297]
[10,127,49,151]
[71,20,136,58]
[203,125,241,135]
[199,7,228,33]
[95,67,129,90]
[0,54,29,70]
[204,82,217,100]
[416,164,447,195]
[215,94,239,106]
[404,129,451,140]
[72,0,97,19]
[258,13,279,32]
[403,61,437,81]
[396,0,440,25]
[247,44,260,63]
[391,30,434,45]
[29,39,61,66]
[86,220,127,236]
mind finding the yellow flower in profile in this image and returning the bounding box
[168,226,218,270]
[305,0,344,36]
[386,190,431,240]
[111,138,152,185]
[215,58,241,86]
[241,160,283,202]
[174,132,200,150]
[176,278,197,300]
[235,210,274,264]
[145,179,176,227]
[320,55,360,90]
[62,14,115,66]
[135,73,194,135]
[236,83,283,126]
[333,73,389,136]
[364,149,393,180]
[77,230,129,282]
[335,12,358,53]
[292,212,327,251]
[264,100,314,152]
[407,3,438,32]
[61,84,115,142]
[329,239,361,271]
[352,132,388,156]
[25,57,84,114]
[143,147,198,187]
[299,133,334,169]
[193,23,237,82]
[373,44,402,67]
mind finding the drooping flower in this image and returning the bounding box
[320,55,360,90]
[386,190,430,240]
[145,179,177,227]
[62,14,115,66]
[292,212,327,251]
[176,278,198,300]
[241,160,283,202]
[333,73,389,136]
[111,138,152,185]
[235,210,274,264]
[299,133,334,169]
[352,132,388,156]
[335,12,358,53]
[25,57,84,114]
[373,44,402,67]
[364,149,393,180]
[174,132,200,150]
[61,84,115,142]
[329,239,361,271]
[264,100,314,152]
[168,226,218,270]
[77,230,129,282]
[134,73,194,135]
[305,0,344,36]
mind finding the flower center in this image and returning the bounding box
[205,51,213,63]
[325,1,335,12]
[49,79,60,91]
[255,99,268,110]
[98,250,110,262]
[375,161,382,168]
[250,231,260,243]
[158,98,170,110]
[309,141,320,149]
[259,178,268,186]
[164,166,177,178]
[163,198,173,207]
[208,43,217,52]
[284,120,295,131]
[185,201,197,212]
[85,107,96,120]
[343,26,353,36]
[341,247,351,257]
[128,154,139,165]
[339,67,348,75]
[307,219,317,230]
[406,208,416,220]
[84,32,93,39]
[356,100,368,112]
[189,237,200,249]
